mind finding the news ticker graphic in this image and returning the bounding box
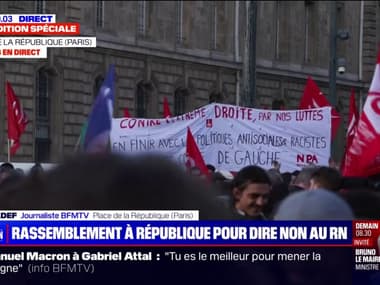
[0,219,352,246]
[0,211,378,271]
[0,247,354,282]
[0,14,96,58]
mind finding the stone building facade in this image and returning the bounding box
[0,1,379,163]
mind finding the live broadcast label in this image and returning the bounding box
[353,220,380,271]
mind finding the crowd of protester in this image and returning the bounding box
[0,154,379,221]
[209,160,380,221]
[0,155,378,285]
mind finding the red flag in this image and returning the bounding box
[124,107,131,118]
[163,96,172,118]
[341,88,359,172]
[299,76,341,138]
[6,81,29,155]
[186,127,209,178]
[343,50,380,177]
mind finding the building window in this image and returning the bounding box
[35,138,50,163]
[272,99,285,110]
[36,70,49,121]
[136,81,150,118]
[137,1,146,36]
[94,75,104,98]
[35,68,51,162]
[35,0,45,13]
[96,0,104,28]
[209,91,223,103]
[174,88,187,116]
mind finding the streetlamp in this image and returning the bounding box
[329,2,349,160]
[329,14,350,105]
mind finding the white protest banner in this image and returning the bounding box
[111,103,331,172]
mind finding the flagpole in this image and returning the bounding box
[7,139,10,163]
[74,134,81,152]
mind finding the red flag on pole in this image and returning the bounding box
[124,107,131,118]
[299,76,341,138]
[163,96,172,118]
[341,88,359,172]
[186,127,209,178]
[6,81,29,156]
[343,50,380,177]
